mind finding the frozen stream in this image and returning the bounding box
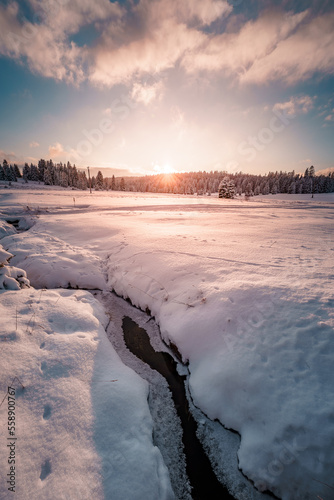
[122,314,233,500]
[98,291,272,500]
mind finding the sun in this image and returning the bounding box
[153,163,176,175]
[162,163,175,174]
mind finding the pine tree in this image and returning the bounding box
[95,171,104,190]
[271,182,278,194]
[44,164,54,185]
[218,177,236,198]
[9,166,17,182]
[30,163,39,181]
[3,160,11,181]
[23,163,30,182]
[13,164,21,178]
[111,175,116,190]
[38,159,46,182]
[77,171,88,190]
[60,170,68,188]
[120,177,125,191]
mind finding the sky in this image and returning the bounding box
[0,0,334,177]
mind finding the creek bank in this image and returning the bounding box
[122,315,234,500]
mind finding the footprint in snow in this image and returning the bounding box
[43,404,52,420]
[40,460,51,480]
[40,342,45,349]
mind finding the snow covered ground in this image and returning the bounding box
[1,187,333,500]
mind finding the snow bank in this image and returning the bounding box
[0,243,30,290]
[0,246,12,265]
[107,255,334,500]
[2,231,105,290]
[0,219,16,238]
[0,288,174,500]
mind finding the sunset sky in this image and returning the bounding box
[0,0,333,176]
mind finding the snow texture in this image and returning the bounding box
[1,189,334,500]
[2,231,105,290]
[0,288,174,500]
[0,242,30,290]
[0,219,16,239]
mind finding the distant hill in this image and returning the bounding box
[77,167,134,178]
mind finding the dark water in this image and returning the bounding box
[122,315,234,500]
[5,218,20,229]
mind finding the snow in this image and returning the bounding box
[0,242,30,290]
[0,287,174,500]
[0,246,12,265]
[0,219,16,239]
[2,231,106,290]
[1,188,334,500]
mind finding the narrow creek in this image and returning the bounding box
[122,315,235,500]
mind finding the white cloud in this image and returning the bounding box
[89,20,205,86]
[29,141,39,148]
[273,95,315,117]
[0,1,333,88]
[238,12,334,85]
[0,0,231,87]
[316,167,334,175]
[48,142,65,159]
[0,149,18,163]
[182,10,334,86]
[325,114,333,121]
[181,10,309,78]
[131,81,164,105]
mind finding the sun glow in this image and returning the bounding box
[153,163,176,174]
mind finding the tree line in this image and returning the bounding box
[1,159,334,196]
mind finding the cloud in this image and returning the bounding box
[239,12,334,85]
[273,95,315,117]
[181,10,309,77]
[29,141,39,148]
[88,20,205,86]
[0,149,18,163]
[316,167,334,175]
[0,0,231,87]
[131,81,164,105]
[48,142,85,164]
[325,114,333,121]
[0,0,122,85]
[181,9,334,86]
[48,142,65,159]
[0,1,333,89]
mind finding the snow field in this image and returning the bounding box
[1,189,334,500]
[0,289,174,498]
